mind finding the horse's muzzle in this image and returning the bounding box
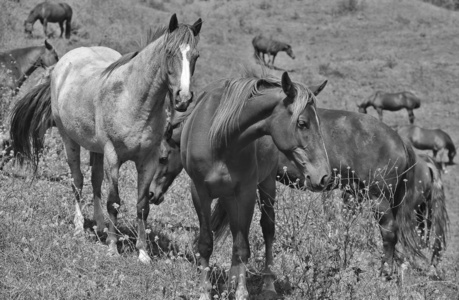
[174,91,193,112]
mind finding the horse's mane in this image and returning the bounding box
[208,68,315,149]
[101,23,199,78]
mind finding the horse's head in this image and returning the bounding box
[357,104,367,114]
[164,14,202,112]
[148,136,183,205]
[268,72,331,191]
[24,21,33,36]
[285,45,295,59]
[39,40,59,68]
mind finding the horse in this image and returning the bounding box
[9,14,202,263]
[24,2,73,39]
[0,40,58,96]
[397,125,456,167]
[150,104,423,295]
[252,35,295,68]
[357,91,421,124]
[412,153,448,266]
[178,70,330,300]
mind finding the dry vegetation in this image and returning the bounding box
[1,0,459,299]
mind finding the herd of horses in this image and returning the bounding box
[0,3,455,299]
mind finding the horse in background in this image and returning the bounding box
[10,14,202,264]
[24,2,73,39]
[252,34,295,68]
[358,91,421,124]
[0,40,58,96]
[398,125,456,167]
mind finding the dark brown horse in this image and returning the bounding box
[0,40,58,96]
[398,125,456,167]
[252,34,295,67]
[150,105,422,295]
[180,71,330,299]
[358,91,421,124]
[24,2,73,39]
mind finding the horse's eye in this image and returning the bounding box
[159,157,168,165]
[297,120,308,129]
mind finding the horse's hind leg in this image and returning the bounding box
[258,176,277,294]
[43,19,49,37]
[407,109,415,124]
[374,196,397,278]
[104,143,121,256]
[90,152,105,232]
[60,133,84,235]
[190,181,214,299]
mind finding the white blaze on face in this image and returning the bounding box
[179,44,191,96]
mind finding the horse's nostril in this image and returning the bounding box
[149,192,154,199]
[320,174,330,187]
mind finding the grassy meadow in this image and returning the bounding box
[1,0,459,299]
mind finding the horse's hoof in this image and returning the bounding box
[107,241,120,257]
[198,293,211,300]
[235,287,249,300]
[138,249,151,264]
[257,290,281,300]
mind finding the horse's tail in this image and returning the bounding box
[9,77,53,169]
[426,160,449,251]
[395,142,425,259]
[211,199,231,245]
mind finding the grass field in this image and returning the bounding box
[1,0,459,299]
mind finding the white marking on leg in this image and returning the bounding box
[138,249,151,264]
[74,202,84,235]
[179,44,191,96]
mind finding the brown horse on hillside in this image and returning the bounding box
[24,2,73,39]
[358,91,421,124]
[398,125,456,166]
[0,40,58,97]
[252,35,295,68]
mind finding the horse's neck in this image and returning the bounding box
[228,92,282,153]
[125,42,168,111]
[359,98,372,108]
[26,10,40,24]
[15,47,44,88]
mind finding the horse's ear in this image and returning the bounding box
[191,18,202,36]
[310,80,327,96]
[168,13,179,33]
[44,40,53,50]
[281,72,296,101]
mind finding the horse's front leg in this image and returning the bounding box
[221,182,257,300]
[135,152,160,264]
[43,19,49,37]
[190,181,214,300]
[376,108,383,122]
[258,176,277,295]
[104,143,121,256]
[271,54,277,67]
[59,21,64,38]
[407,109,415,124]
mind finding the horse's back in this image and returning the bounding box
[320,109,408,185]
[374,92,406,111]
[252,35,270,52]
[51,47,121,151]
